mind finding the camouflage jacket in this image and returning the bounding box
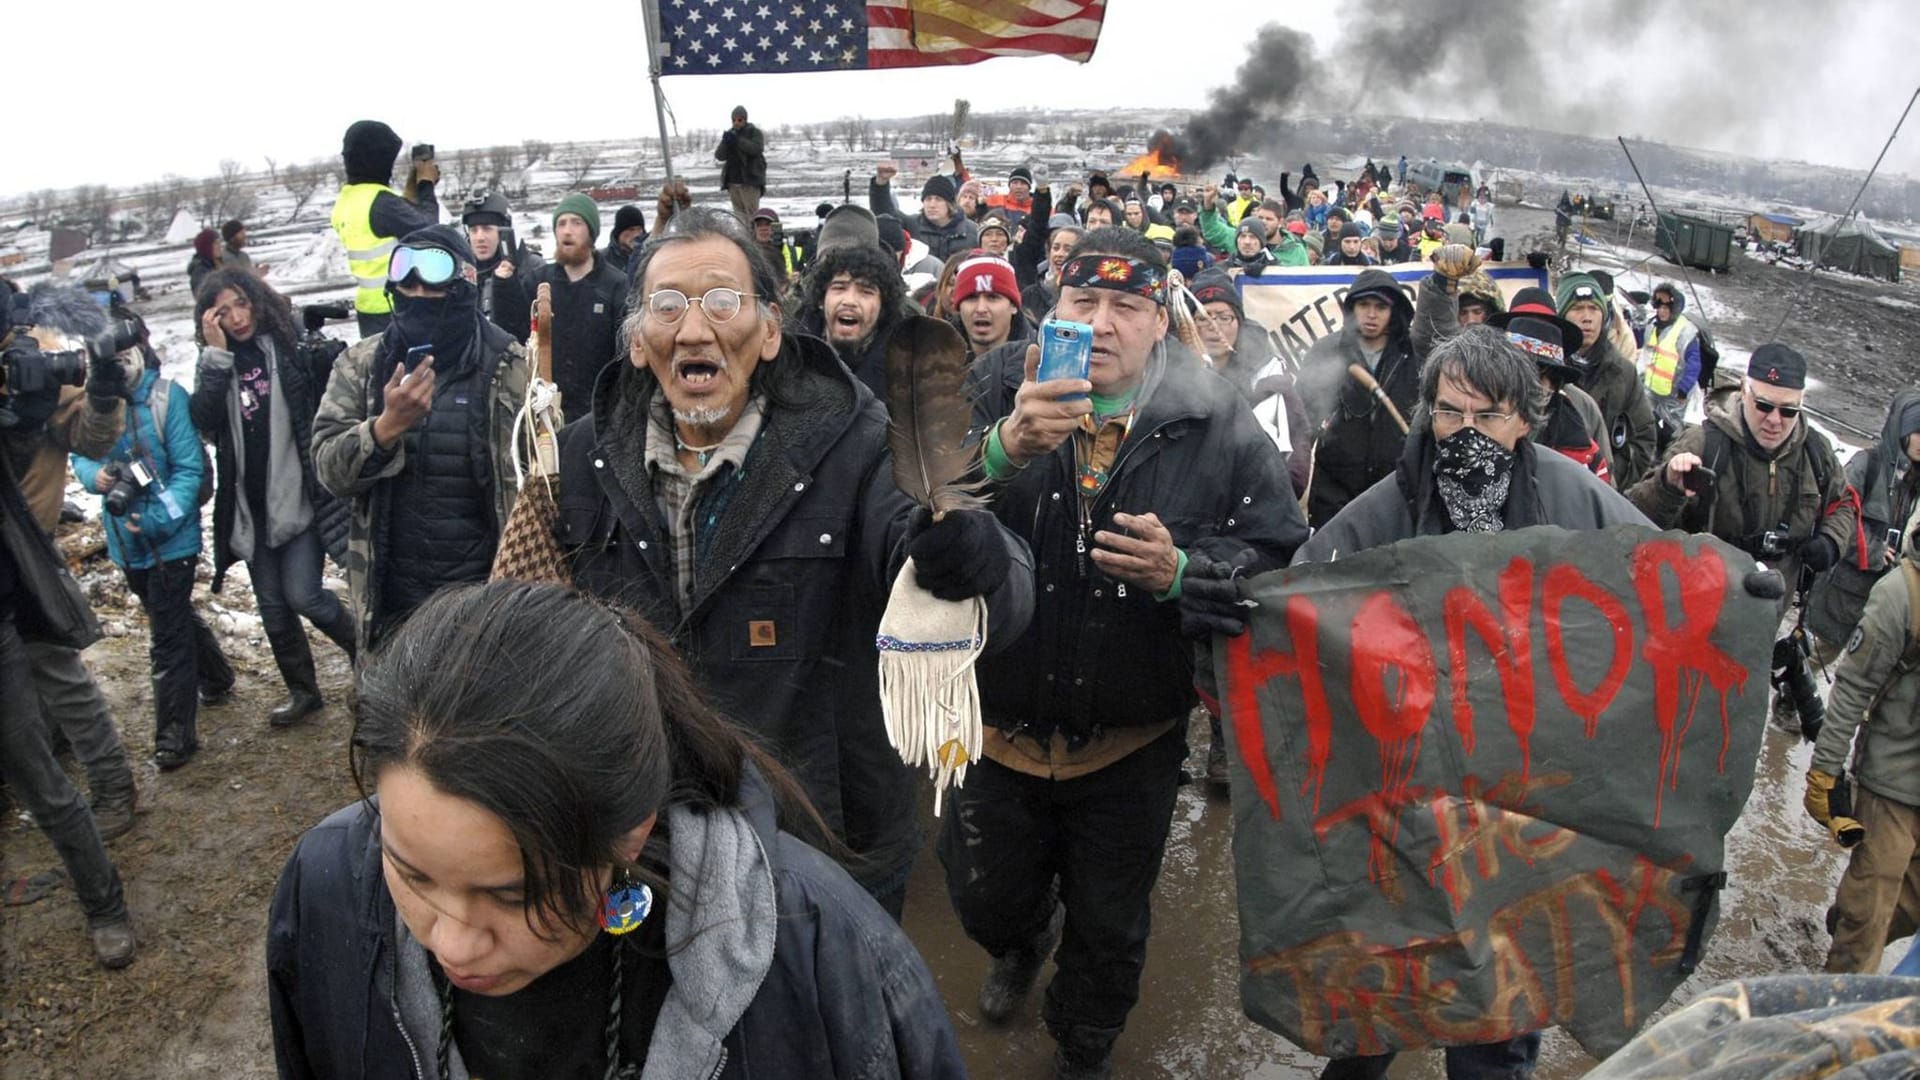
[309,330,529,654]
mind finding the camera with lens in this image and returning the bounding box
[1,290,143,395]
[1758,528,1788,560]
[99,459,154,518]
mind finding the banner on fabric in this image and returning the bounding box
[1215,525,1776,1060]
[654,0,1108,74]
[1236,263,1548,368]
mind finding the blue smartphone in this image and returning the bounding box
[1037,318,1093,401]
[404,343,434,371]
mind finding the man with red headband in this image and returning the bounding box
[950,227,1307,1078]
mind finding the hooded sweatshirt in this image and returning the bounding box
[267,767,965,1079]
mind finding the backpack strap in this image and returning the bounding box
[1901,558,1920,674]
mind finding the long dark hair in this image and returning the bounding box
[192,267,299,351]
[350,581,832,938]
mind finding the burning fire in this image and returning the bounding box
[1120,130,1183,180]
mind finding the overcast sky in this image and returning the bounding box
[6,1,1916,199]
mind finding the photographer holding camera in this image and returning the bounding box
[0,281,138,967]
[71,322,234,771]
[2,282,140,838]
[1629,344,1859,738]
[190,270,354,729]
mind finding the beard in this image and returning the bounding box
[673,404,734,428]
[555,237,591,268]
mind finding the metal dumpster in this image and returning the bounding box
[1654,211,1734,272]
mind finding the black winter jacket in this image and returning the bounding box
[0,448,100,649]
[189,333,348,592]
[556,335,1034,885]
[1573,331,1658,490]
[268,770,966,1080]
[868,181,979,264]
[475,242,545,344]
[715,123,768,191]
[1296,278,1419,528]
[968,338,1306,739]
[534,254,630,425]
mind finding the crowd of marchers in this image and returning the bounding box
[5,110,1920,1080]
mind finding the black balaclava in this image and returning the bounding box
[386,225,482,369]
[1433,427,1515,534]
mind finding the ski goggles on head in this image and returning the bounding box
[387,245,461,287]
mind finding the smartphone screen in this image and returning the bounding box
[1037,318,1093,401]
[404,344,434,371]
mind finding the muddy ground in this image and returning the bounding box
[4,208,1918,1079]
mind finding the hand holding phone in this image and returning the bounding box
[1036,319,1093,402]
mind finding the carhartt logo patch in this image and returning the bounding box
[749,620,778,647]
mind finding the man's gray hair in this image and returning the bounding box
[1414,324,1548,430]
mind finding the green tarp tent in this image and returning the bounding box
[1796,215,1903,281]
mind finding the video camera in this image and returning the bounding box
[0,291,142,429]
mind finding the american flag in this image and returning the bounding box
[654,0,1107,74]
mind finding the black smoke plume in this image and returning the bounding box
[1177,24,1318,174]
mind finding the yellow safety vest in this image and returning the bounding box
[1225,196,1255,226]
[1641,316,1698,398]
[331,183,400,316]
[1142,222,1175,242]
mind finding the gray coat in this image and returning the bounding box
[1814,563,1920,808]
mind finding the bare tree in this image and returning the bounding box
[139,181,173,232]
[70,185,115,241]
[486,144,517,190]
[561,144,603,188]
[282,162,328,222]
[521,139,553,169]
[263,156,278,184]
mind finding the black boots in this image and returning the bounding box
[1051,1024,1119,1080]
[266,626,324,728]
[980,904,1063,1024]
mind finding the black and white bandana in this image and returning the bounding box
[1433,427,1515,534]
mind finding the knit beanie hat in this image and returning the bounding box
[874,213,908,257]
[1188,267,1242,318]
[1555,271,1609,319]
[1170,244,1212,281]
[978,213,1011,241]
[554,193,601,239]
[921,174,958,205]
[1338,222,1364,241]
[951,255,1020,305]
[1303,232,1325,255]
[957,179,983,205]
[1009,166,1033,187]
[1238,218,1267,242]
[612,204,646,236]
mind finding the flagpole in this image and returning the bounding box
[641,0,678,186]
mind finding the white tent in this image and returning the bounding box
[164,208,200,245]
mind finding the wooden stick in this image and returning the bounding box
[1347,363,1410,435]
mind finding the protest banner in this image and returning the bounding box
[1237,263,1549,367]
[1216,526,1777,1060]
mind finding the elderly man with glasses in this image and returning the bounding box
[311,224,530,653]
[554,208,1033,919]
[1630,343,1859,739]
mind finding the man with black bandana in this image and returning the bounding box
[955,227,1306,1078]
[312,225,530,652]
[1293,323,1649,1080]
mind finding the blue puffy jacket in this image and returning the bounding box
[72,369,206,570]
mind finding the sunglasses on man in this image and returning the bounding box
[1750,395,1802,419]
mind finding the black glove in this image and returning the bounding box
[908,508,1010,602]
[1799,535,1840,573]
[1179,553,1250,640]
[85,347,129,408]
